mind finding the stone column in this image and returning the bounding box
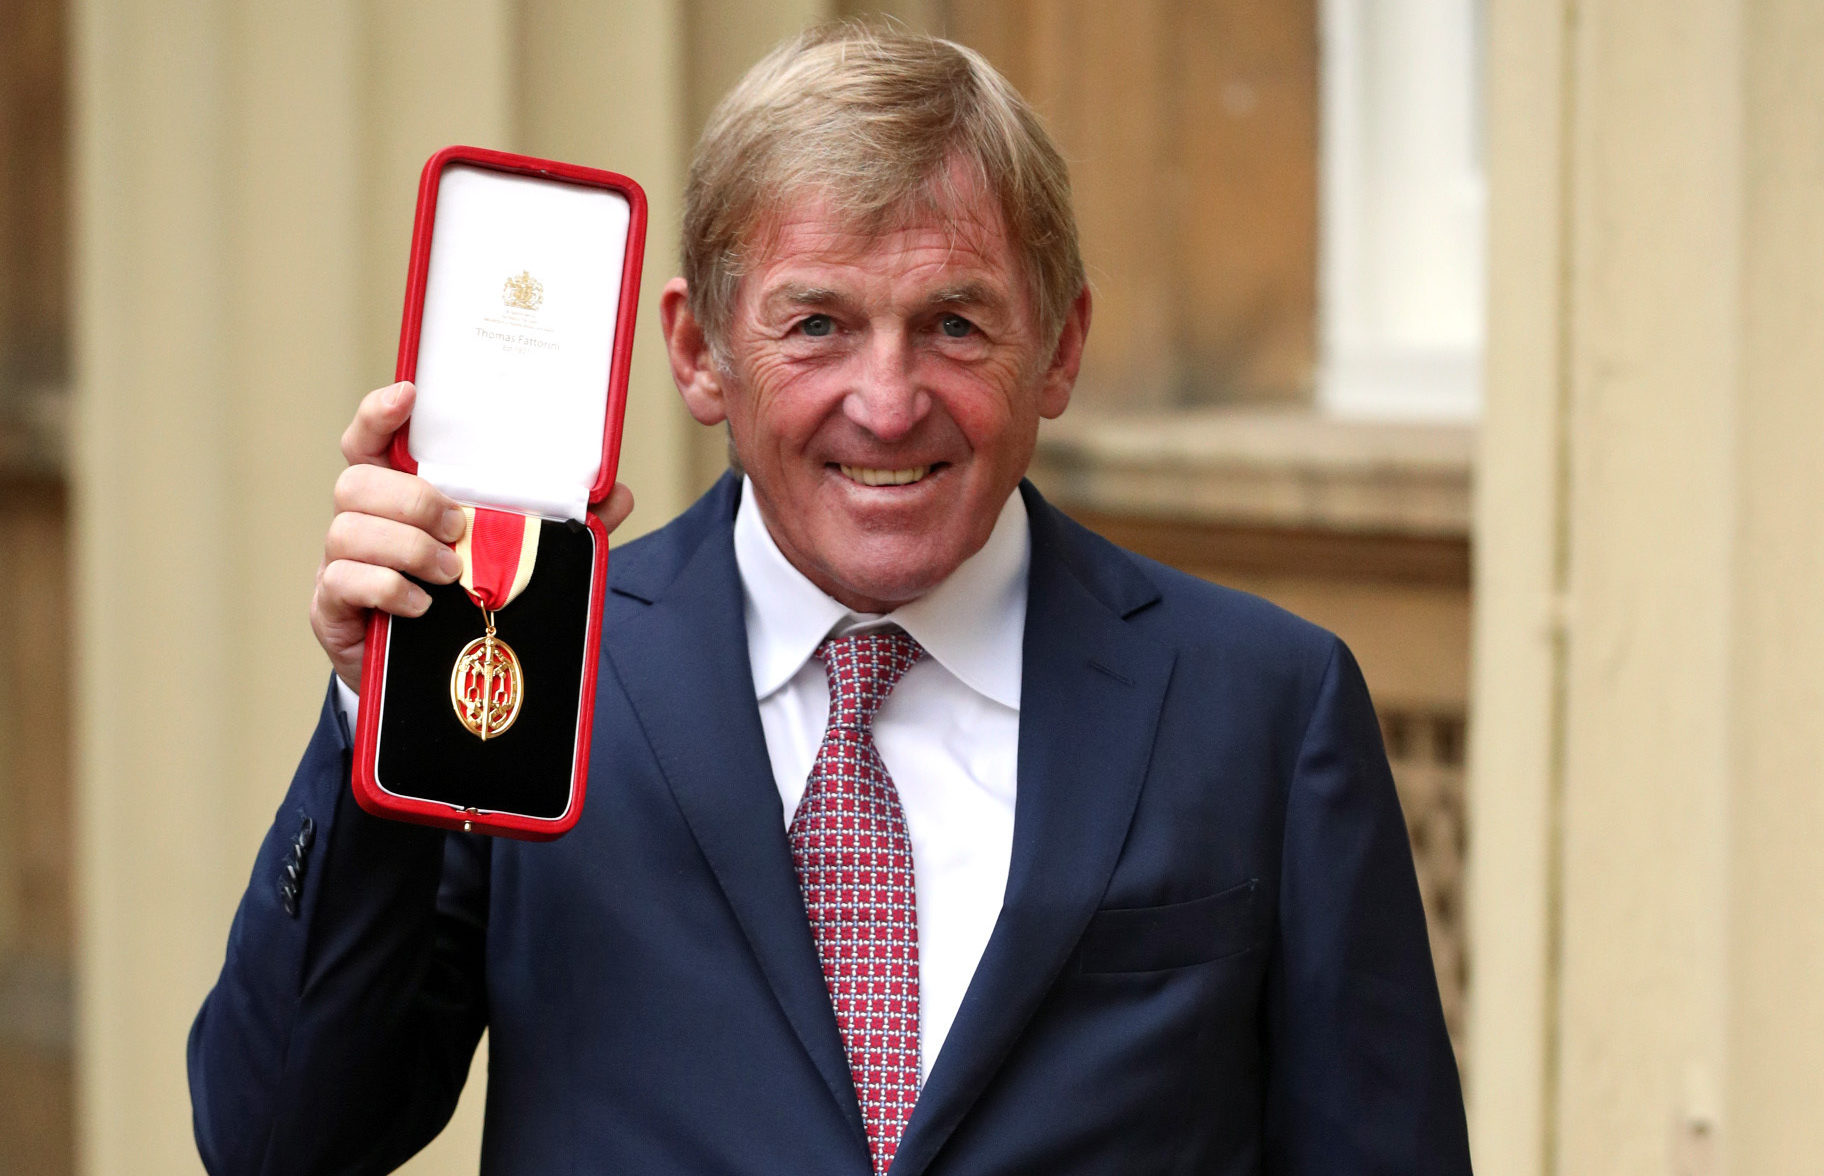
[1723,3,1824,1169]
[1472,1,1824,1172]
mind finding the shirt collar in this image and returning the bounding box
[734,475,1029,711]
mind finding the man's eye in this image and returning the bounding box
[940,315,974,339]
[799,314,834,337]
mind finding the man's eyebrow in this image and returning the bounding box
[928,282,1006,311]
[764,284,844,309]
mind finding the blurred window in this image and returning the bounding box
[1319,0,1486,419]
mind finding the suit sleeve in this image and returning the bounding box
[187,678,492,1175]
[1261,637,1473,1174]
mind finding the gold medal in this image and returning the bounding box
[449,506,540,740]
[450,610,525,739]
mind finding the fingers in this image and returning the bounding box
[341,381,416,466]
[325,511,464,585]
[334,464,468,544]
[317,558,434,621]
[315,503,457,638]
[315,464,465,670]
[322,384,638,690]
[588,482,636,535]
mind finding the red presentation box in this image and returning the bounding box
[352,145,647,840]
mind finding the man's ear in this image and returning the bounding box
[1038,284,1092,420]
[660,277,728,425]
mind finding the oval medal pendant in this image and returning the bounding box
[450,631,525,740]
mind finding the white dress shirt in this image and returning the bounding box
[734,476,1025,1083]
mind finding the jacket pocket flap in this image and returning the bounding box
[1077,879,1261,974]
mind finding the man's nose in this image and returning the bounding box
[842,329,929,442]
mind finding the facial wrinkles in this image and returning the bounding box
[732,233,1034,445]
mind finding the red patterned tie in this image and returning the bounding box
[789,628,925,1175]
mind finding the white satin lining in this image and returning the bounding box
[408,164,631,522]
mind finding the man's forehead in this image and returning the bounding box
[742,188,1021,300]
[764,205,1005,258]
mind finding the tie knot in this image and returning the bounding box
[816,628,924,731]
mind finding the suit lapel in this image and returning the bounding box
[601,477,867,1150]
[891,488,1175,1176]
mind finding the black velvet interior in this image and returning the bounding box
[374,517,596,820]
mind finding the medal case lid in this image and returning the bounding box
[389,145,647,519]
[353,146,646,841]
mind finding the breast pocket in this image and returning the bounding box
[1076,878,1262,974]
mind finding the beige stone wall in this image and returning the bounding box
[1728,7,1824,1169]
[1471,0,1824,1172]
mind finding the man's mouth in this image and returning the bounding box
[837,464,933,486]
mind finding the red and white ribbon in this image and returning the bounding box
[454,506,540,612]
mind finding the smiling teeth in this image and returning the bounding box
[840,464,931,486]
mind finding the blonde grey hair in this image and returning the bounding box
[681,20,1084,352]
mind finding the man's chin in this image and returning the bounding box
[812,545,965,614]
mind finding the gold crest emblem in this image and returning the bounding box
[501,269,544,311]
[450,632,525,740]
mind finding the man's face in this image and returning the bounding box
[665,180,1089,613]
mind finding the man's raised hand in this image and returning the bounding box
[310,382,466,692]
[306,381,634,692]
[309,382,636,694]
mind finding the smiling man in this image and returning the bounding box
[190,22,1471,1176]
[662,178,1085,614]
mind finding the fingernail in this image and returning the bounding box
[407,586,432,614]
[385,383,404,409]
[437,546,462,580]
[441,507,467,542]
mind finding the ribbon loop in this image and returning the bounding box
[456,505,541,611]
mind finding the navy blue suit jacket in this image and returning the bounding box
[190,475,1471,1174]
